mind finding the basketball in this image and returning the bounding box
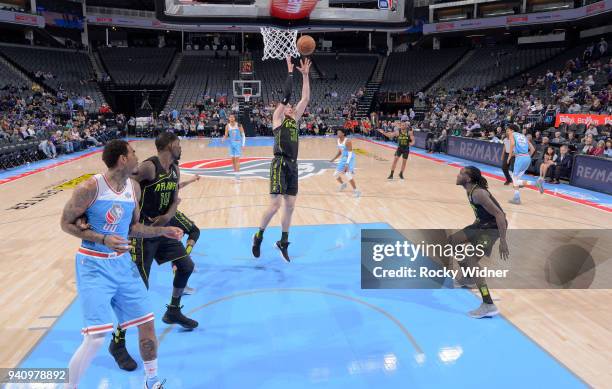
[297,35,316,56]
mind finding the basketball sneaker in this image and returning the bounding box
[252,233,263,258]
[453,278,476,289]
[387,173,393,180]
[182,286,196,296]
[145,378,166,389]
[508,196,521,205]
[535,178,544,194]
[109,328,137,371]
[338,183,347,191]
[162,305,198,329]
[468,303,499,319]
[353,189,361,198]
[275,241,291,263]
[399,172,404,180]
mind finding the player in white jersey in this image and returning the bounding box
[60,140,183,389]
[330,129,360,197]
[222,114,246,180]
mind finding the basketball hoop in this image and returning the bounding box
[260,26,299,60]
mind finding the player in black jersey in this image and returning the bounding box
[252,56,311,263]
[169,175,202,295]
[378,122,415,180]
[450,166,509,319]
[108,132,198,371]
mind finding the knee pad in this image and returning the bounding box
[345,172,354,181]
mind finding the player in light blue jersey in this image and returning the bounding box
[222,114,246,181]
[60,140,183,389]
[506,124,535,205]
[330,129,360,197]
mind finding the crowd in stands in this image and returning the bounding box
[0,88,121,169]
[2,39,611,193]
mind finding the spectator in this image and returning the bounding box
[538,146,557,183]
[39,139,57,159]
[581,135,595,154]
[426,129,447,153]
[552,131,565,144]
[585,125,598,137]
[604,139,612,158]
[552,145,572,183]
[590,140,605,156]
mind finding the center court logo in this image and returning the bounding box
[179,157,335,179]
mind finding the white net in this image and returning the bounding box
[260,27,300,60]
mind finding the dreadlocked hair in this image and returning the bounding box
[464,166,488,189]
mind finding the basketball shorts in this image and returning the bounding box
[336,158,355,174]
[131,236,190,289]
[462,222,500,258]
[229,142,242,157]
[395,147,409,159]
[512,155,531,180]
[270,156,298,196]
[168,211,196,236]
[76,249,153,335]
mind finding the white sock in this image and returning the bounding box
[68,333,106,388]
[144,359,158,379]
[514,190,520,197]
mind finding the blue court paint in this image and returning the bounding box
[359,137,612,209]
[208,137,275,148]
[19,223,585,389]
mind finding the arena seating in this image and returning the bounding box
[0,44,106,110]
[436,46,564,90]
[381,48,468,93]
[98,47,176,86]
[164,53,239,112]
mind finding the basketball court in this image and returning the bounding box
[1,136,611,388]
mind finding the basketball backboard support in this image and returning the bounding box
[154,0,409,32]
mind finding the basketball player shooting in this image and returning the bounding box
[60,140,183,389]
[251,56,311,263]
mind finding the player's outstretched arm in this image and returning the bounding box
[129,181,183,240]
[273,57,295,126]
[378,129,398,139]
[294,58,311,119]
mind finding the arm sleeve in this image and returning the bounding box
[281,73,294,105]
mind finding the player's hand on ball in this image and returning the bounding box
[499,239,509,261]
[104,235,132,254]
[297,58,311,75]
[162,226,184,240]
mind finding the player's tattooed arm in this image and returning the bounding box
[410,130,416,146]
[60,178,104,243]
[473,190,509,260]
[129,181,183,240]
[131,160,156,183]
